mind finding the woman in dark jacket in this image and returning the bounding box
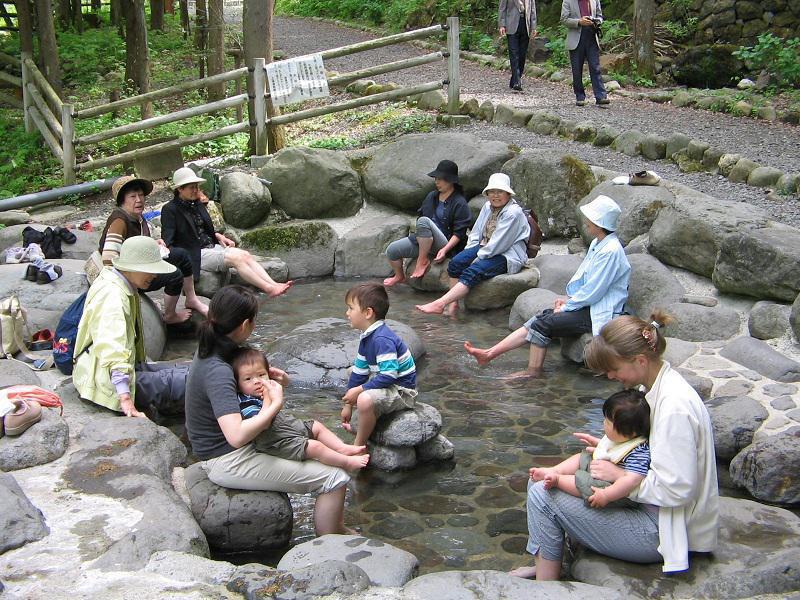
[383,160,472,287]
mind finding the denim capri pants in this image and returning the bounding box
[446,245,508,288]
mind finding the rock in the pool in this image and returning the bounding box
[0,473,49,553]
[416,434,455,462]
[0,409,68,471]
[227,560,370,599]
[508,287,560,330]
[730,432,800,505]
[371,403,442,447]
[705,395,768,460]
[464,267,540,311]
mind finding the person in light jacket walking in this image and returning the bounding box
[561,0,609,106]
[499,0,537,91]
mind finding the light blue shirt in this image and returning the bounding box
[563,233,630,335]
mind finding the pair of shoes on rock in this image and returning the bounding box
[54,226,77,244]
[612,170,661,186]
[2,400,42,437]
[29,257,63,284]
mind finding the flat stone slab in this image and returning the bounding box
[277,534,419,587]
[719,336,800,382]
[0,409,69,471]
[229,560,370,599]
[0,473,49,553]
[663,302,740,342]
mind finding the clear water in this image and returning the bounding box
[200,278,622,573]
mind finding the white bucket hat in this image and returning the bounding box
[172,167,206,189]
[483,173,515,196]
[579,195,622,232]
[112,236,177,274]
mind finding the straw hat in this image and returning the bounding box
[112,175,153,205]
[579,195,622,231]
[112,236,177,274]
[482,173,515,196]
[172,167,206,189]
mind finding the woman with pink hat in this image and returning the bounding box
[464,194,630,377]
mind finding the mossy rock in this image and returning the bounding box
[241,221,338,279]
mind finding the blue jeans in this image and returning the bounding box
[569,26,607,102]
[447,245,508,288]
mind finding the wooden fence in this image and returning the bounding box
[0,51,22,108]
[18,18,460,185]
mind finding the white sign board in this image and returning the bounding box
[266,54,330,107]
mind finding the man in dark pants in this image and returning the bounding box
[561,0,609,106]
[499,0,537,92]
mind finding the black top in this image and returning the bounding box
[160,197,217,281]
[417,190,472,256]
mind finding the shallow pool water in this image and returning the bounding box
[220,279,623,573]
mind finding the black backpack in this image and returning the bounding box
[524,209,543,258]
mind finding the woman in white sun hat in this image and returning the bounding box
[160,167,292,298]
[464,194,631,377]
[416,173,530,316]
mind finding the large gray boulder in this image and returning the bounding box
[404,570,625,599]
[277,534,419,587]
[240,221,339,279]
[662,337,698,367]
[228,560,370,600]
[371,402,442,447]
[334,216,410,277]
[748,301,792,340]
[792,293,800,341]
[509,288,560,330]
[532,254,583,295]
[577,182,674,246]
[362,133,515,211]
[705,395,768,460]
[647,183,771,277]
[572,497,800,598]
[366,442,417,471]
[416,434,455,462]
[219,172,271,228]
[0,223,99,261]
[0,260,87,309]
[0,409,69,471]
[140,293,167,361]
[730,433,800,505]
[662,302,740,342]
[626,254,684,318]
[712,225,800,302]
[405,258,450,292]
[184,463,292,552]
[0,473,49,553]
[502,150,596,238]
[259,147,362,218]
[719,336,800,382]
[464,267,540,311]
[268,318,426,389]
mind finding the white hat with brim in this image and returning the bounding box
[172,166,207,189]
[579,194,622,231]
[112,236,177,274]
[482,173,515,196]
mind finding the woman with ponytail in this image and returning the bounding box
[515,310,718,579]
[185,285,351,535]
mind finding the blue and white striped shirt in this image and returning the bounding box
[347,321,417,391]
[621,441,651,477]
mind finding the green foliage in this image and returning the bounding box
[662,17,698,42]
[598,19,628,46]
[541,26,569,67]
[733,33,800,89]
[460,25,497,54]
[0,111,63,197]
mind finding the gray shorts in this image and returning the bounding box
[200,245,229,272]
[575,450,638,509]
[252,413,315,461]
[363,385,417,417]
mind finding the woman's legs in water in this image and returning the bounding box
[224,247,293,297]
[314,484,351,535]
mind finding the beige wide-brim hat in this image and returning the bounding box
[112,236,177,274]
[172,166,206,189]
[111,175,153,205]
[579,194,622,231]
[482,173,515,196]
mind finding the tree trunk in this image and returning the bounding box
[194,0,207,79]
[70,0,83,32]
[633,0,655,78]
[206,0,225,100]
[150,0,164,31]
[110,0,121,27]
[179,0,189,38]
[243,0,285,154]
[33,0,63,96]
[123,0,153,117]
[14,0,35,55]
[56,0,69,28]
[165,0,174,14]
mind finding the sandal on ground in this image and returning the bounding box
[54,226,77,244]
[3,399,42,436]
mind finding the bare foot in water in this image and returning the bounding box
[383,274,406,287]
[268,281,294,298]
[464,341,493,366]
[508,565,537,579]
[410,258,431,279]
[164,308,192,324]
[415,301,445,314]
[445,302,459,317]
[506,368,543,380]
[345,454,370,470]
[185,299,209,317]
[339,443,367,456]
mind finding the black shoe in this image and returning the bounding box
[576,100,586,106]
[36,265,62,284]
[25,264,39,282]
[54,226,77,244]
[596,98,610,106]
[512,83,523,92]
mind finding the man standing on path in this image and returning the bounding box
[499,0,537,92]
[561,0,610,106]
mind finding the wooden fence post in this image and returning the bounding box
[446,16,460,115]
[21,51,33,132]
[251,57,267,156]
[62,103,76,185]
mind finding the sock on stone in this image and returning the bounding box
[40,262,59,281]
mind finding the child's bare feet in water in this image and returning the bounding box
[383,274,405,287]
[464,341,492,366]
[506,368,543,380]
[339,443,367,456]
[508,565,537,579]
[345,454,370,470]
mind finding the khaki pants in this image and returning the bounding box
[204,443,349,495]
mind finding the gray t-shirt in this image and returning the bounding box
[185,351,240,459]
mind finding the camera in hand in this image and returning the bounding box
[590,16,602,33]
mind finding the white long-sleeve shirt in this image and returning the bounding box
[630,361,719,572]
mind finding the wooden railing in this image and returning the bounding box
[0,51,22,109]
[19,18,460,185]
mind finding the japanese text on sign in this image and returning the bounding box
[266,54,330,107]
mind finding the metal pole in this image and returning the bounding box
[446,16,460,115]
[20,51,33,132]
[62,103,76,186]
[252,58,267,156]
[0,177,117,210]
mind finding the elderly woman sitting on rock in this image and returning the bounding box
[160,167,292,298]
[97,175,208,323]
[416,173,530,316]
[383,159,472,286]
[464,195,630,377]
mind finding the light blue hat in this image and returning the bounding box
[579,195,621,231]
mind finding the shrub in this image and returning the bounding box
[733,33,800,89]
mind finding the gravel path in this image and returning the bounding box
[271,16,800,227]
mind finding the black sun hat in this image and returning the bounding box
[427,160,460,184]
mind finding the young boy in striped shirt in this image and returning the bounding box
[342,283,417,447]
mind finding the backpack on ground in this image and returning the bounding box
[524,209,543,259]
[53,291,91,375]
